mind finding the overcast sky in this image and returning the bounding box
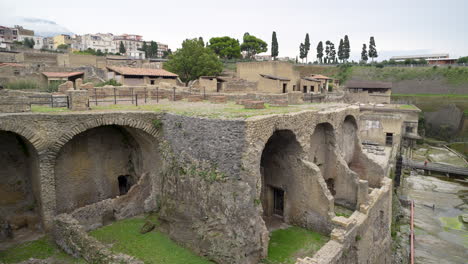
[1,0,467,61]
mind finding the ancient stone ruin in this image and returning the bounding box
[0,105,394,263]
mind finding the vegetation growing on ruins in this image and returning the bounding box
[164,38,223,85]
[261,226,329,264]
[0,236,85,263]
[89,215,213,264]
[5,80,40,90]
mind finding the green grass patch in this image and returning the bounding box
[398,104,418,110]
[392,93,468,98]
[0,236,84,263]
[31,105,70,113]
[262,226,329,264]
[89,215,213,264]
[448,142,468,158]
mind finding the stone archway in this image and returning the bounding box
[53,124,161,214]
[310,123,337,195]
[0,131,42,244]
[260,130,333,234]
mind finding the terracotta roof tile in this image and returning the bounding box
[107,66,178,77]
[42,72,84,78]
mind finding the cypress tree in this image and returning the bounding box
[316,41,324,64]
[368,36,378,62]
[119,41,126,54]
[299,43,305,63]
[325,41,330,64]
[338,39,344,63]
[150,41,159,58]
[361,44,368,62]
[304,33,310,63]
[344,35,350,62]
[141,42,148,58]
[271,31,279,60]
[329,42,336,64]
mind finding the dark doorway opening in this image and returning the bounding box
[150,80,155,85]
[385,133,393,146]
[303,86,307,93]
[282,83,287,93]
[217,81,222,92]
[118,175,133,195]
[273,187,284,216]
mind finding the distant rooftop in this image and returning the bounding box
[301,77,321,82]
[259,74,290,81]
[42,72,84,78]
[390,54,449,60]
[107,66,178,77]
[310,74,332,80]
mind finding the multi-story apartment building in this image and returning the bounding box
[156,42,169,58]
[15,26,34,42]
[113,34,145,59]
[0,26,19,42]
[52,34,72,49]
[79,33,116,53]
[32,36,45,50]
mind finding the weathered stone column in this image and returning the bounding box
[75,78,83,89]
[67,90,89,111]
[38,153,57,231]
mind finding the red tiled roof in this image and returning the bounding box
[107,66,178,77]
[42,72,84,78]
[0,63,25,68]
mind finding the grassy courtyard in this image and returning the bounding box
[262,227,329,264]
[89,215,213,264]
[0,236,85,264]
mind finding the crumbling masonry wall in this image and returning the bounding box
[0,107,391,264]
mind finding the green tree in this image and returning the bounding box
[57,44,69,50]
[361,44,368,62]
[164,38,223,85]
[162,49,172,59]
[457,56,468,63]
[325,41,330,64]
[208,36,241,59]
[140,41,149,58]
[119,41,126,54]
[96,49,104,56]
[304,33,310,63]
[368,36,378,62]
[299,43,306,63]
[329,42,336,63]
[271,31,279,60]
[338,38,344,63]
[150,41,159,58]
[240,33,267,59]
[316,41,324,63]
[198,37,204,47]
[23,38,34,48]
[344,35,350,62]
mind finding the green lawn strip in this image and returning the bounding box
[392,93,468,98]
[0,236,84,264]
[31,105,70,112]
[89,216,213,264]
[262,226,329,264]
